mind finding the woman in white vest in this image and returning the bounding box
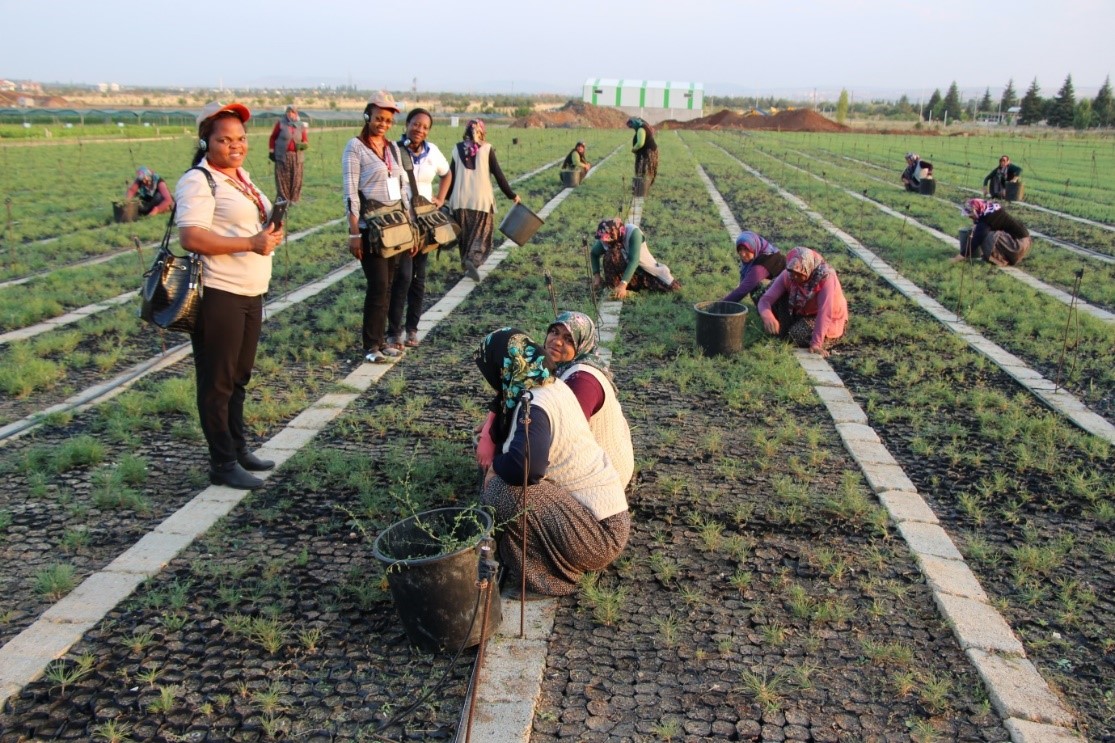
[446,119,519,281]
[543,311,634,488]
[475,328,630,598]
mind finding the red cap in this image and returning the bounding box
[197,101,251,126]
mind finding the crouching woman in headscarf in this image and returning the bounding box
[544,311,634,489]
[591,218,680,299]
[957,198,1031,267]
[475,328,630,598]
[757,247,848,357]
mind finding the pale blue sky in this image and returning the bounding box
[1,0,1109,99]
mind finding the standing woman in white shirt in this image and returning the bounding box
[176,102,283,489]
[387,108,452,349]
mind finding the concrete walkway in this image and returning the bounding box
[691,150,1082,742]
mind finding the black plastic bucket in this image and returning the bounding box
[632,176,649,197]
[113,199,139,223]
[372,507,501,653]
[560,170,582,188]
[918,179,936,196]
[958,227,973,254]
[1005,181,1024,202]
[694,301,748,356]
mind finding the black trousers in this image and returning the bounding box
[360,247,399,352]
[387,250,429,338]
[191,288,263,465]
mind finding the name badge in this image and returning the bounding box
[386,177,401,201]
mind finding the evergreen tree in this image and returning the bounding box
[1018,79,1044,125]
[896,94,914,116]
[1048,75,1076,128]
[979,88,993,113]
[1074,99,1093,130]
[1093,75,1114,127]
[836,89,849,124]
[943,82,963,123]
[999,79,1018,113]
[925,89,942,121]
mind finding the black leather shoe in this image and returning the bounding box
[209,462,265,489]
[237,452,275,471]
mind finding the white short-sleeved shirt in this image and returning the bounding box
[174,160,273,296]
[404,141,450,201]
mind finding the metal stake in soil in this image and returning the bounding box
[544,271,559,317]
[518,392,534,638]
[582,236,600,323]
[132,235,144,272]
[1054,269,1084,392]
[463,540,499,743]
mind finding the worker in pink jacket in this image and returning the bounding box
[757,247,848,357]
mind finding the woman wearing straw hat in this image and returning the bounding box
[342,90,410,363]
[176,101,284,489]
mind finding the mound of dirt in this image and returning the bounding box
[510,100,631,129]
[661,108,849,133]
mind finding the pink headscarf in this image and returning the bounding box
[785,247,832,315]
[463,119,486,159]
[961,198,1001,220]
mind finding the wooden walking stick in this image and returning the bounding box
[544,271,559,317]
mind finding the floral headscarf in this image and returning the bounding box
[961,198,1001,220]
[595,218,626,246]
[626,117,645,129]
[549,311,615,392]
[463,119,486,157]
[475,327,553,444]
[136,166,153,184]
[785,247,832,315]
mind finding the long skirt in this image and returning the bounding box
[769,294,838,351]
[481,476,631,596]
[601,246,679,293]
[274,152,303,203]
[982,232,1031,267]
[454,208,495,269]
[635,148,659,188]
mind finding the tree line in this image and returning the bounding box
[710,75,1115,128]
[917,75,1114,128]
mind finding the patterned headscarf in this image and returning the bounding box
[135,166,153,184]
[785,247,832,315]
[736,231,781,286]
[475,327,553,444]
[626,117,644,129]
[549,311,615,392]
[905,152,918,162]
[463,119,486,157]
[595,218,626,246]
[961,198,1002,220]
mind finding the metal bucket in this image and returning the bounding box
[1005,181,1024,202]
[113,199,140,223]
[560,170,583,188]
[498,202,544,247]
[632,176,649,197]
[694,301,748,357]
[918,178,936,196]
